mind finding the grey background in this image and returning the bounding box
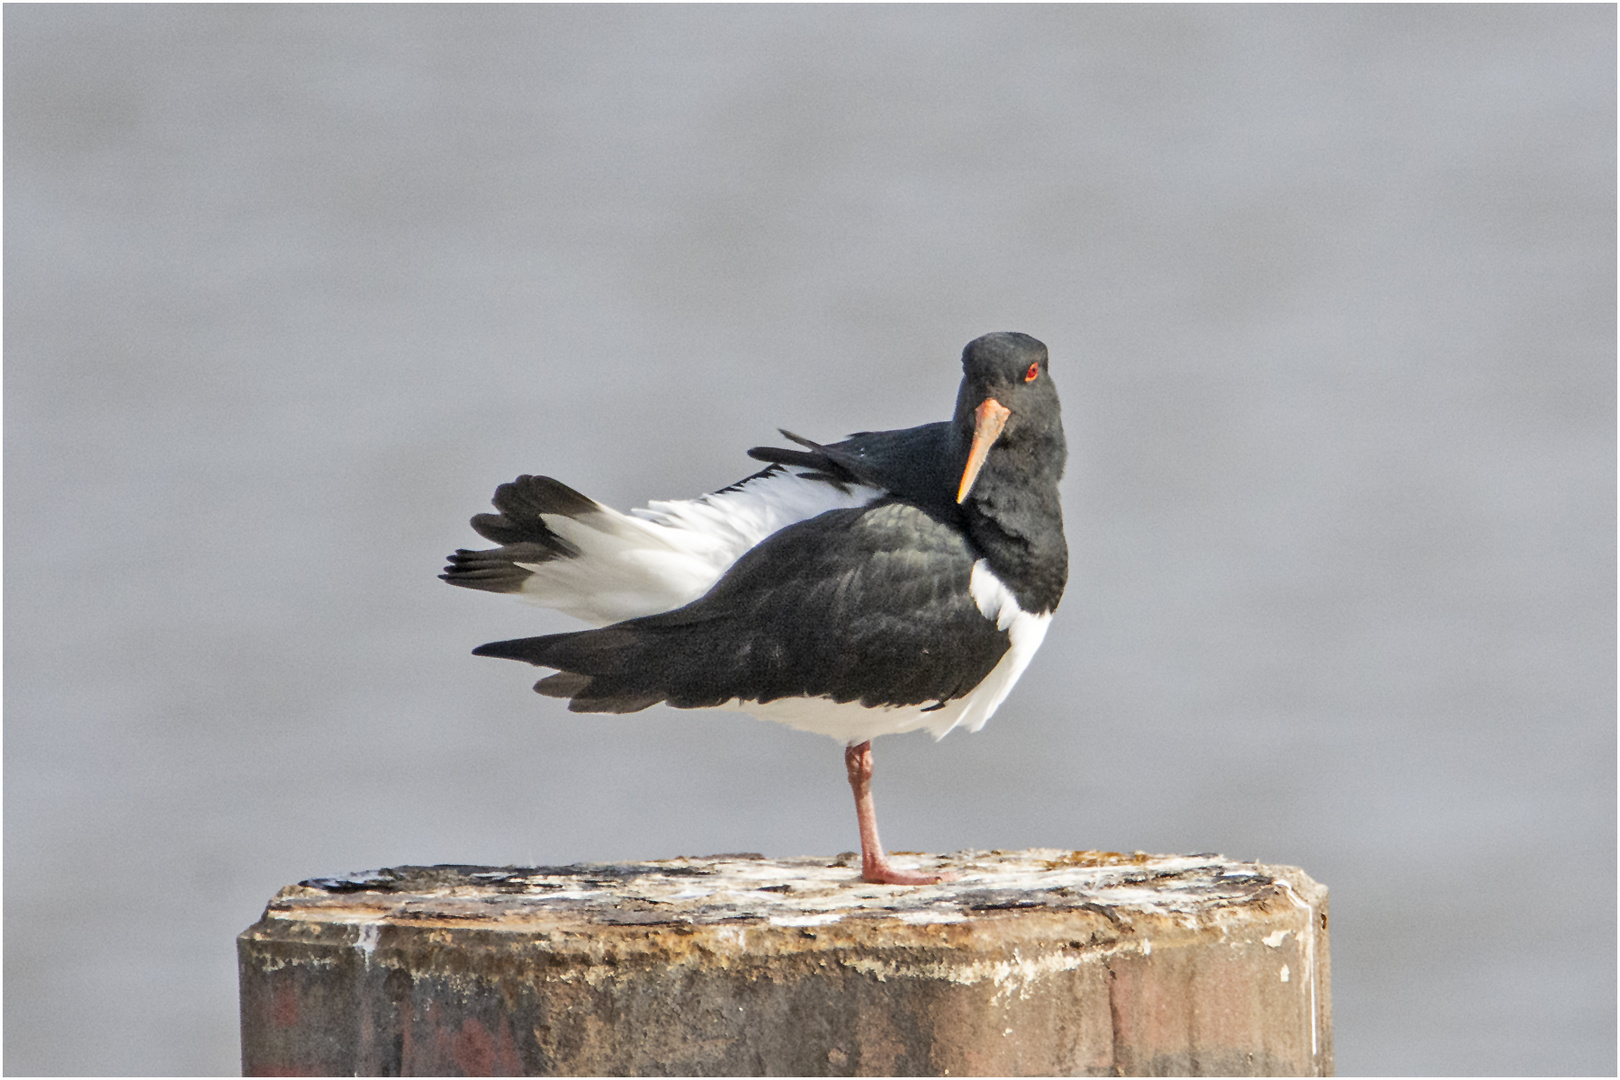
[5,5,1613,1075]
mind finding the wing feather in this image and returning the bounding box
[444,467,881,624]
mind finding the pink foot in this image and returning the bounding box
[861,857,956,886]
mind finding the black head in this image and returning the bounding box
[953,332,1065,503]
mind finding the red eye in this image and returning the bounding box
[1024,362,1040,382]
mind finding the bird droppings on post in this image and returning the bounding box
[240,849,1331,1076]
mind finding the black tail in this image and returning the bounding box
[440,475,597,594]
[472,628,668,714]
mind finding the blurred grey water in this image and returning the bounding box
[5,6,1613,1074]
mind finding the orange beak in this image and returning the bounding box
[956,397,1011,503]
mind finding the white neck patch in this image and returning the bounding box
[969,558,1021,630]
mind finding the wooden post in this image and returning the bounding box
[239,849,1331,1076]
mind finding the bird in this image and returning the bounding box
[442,331,1068,885]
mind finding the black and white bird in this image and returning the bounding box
[442,331,1068,885]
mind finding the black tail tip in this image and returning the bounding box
[471,639,528,661]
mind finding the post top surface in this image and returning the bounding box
[261,849,1323,933]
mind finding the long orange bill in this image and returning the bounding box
[956,397,1012,503]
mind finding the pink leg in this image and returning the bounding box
[844,741,954,885]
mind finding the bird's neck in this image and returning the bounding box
[960,440,1068,615]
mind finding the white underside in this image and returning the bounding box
[511,469,882,625]
[713,561,1052,743]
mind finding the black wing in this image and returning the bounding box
[748,422,962,521]
[472,500,1009,713]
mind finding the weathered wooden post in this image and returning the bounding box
[239,849,1331,1076]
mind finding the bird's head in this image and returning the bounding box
[952,331,1066,504]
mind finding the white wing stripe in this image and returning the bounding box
[511,469,881,625]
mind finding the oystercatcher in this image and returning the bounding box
[442,331,1068,885]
